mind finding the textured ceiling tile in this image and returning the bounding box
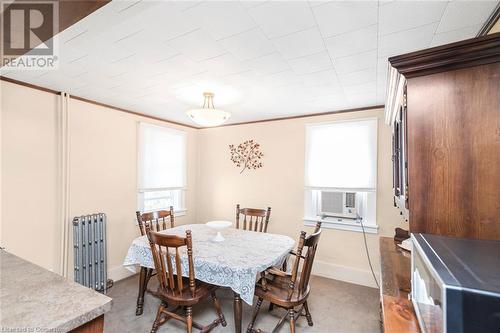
[3,0,493,125]
[436,0,497,34]
[243,53,291,75]
[249,1,316,39]
[379,1,447,36]
[333,50,377,75]
[202,53,245,77]
[218,28,276,61]
[301,69,340,87]
[259,70,304,88]
[338,68,377,87]
[379,22,439,58]
[184,1,256,40]
[166,29,226,62]
[431,24,482,47]
[325,25,377,59]
[288,51,332,75]
[272,27,326,60]
[313,1,378,37]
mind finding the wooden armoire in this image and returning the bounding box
[385,32,500,240]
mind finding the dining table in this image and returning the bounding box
[123,223,296,333]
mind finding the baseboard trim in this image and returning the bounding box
[108,265,137,282]
[109,261,380,288]
[312,260,380,289]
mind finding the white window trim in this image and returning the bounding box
[304,117,379,233]
[175,209,187,217]
[303,216,379,234]
[137,201,188,216]
[136,188,188,214]
[133,209,187,226]
[137,186,186,192]
[304,186,376,192]
[142,208,187,217]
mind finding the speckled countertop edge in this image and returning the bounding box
[0,250,113,332]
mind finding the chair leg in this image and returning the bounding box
[136,267,148,316]
[234,292,243,333]
[145,268,153,283]
[211,292,227,327]
[268,302,274,312]
[272,311,288,333]
[246,297,263,333]
[289,309,296,333]
[151,302,166,333]
[303,301,313,326]
[186,306,193,333]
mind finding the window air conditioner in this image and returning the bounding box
[319,191,358,219]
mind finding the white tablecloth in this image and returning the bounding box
[123,224,295,305]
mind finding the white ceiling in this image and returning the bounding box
[2,0,498,125]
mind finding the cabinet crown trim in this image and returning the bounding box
[389,32,500,78]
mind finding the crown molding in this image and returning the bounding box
[389,33,500,78]
[211,105,385,128]
[70,95,200,129]
[1,76,384,129]
[0,75,60,94]
[0,76,200,129]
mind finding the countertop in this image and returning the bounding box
[0,250,112,332]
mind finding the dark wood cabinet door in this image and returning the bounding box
[407,63,500,240]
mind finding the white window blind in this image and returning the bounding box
[137,122,186,212]
[305,118,377,191]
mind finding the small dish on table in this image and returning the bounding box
[206,221,232,242]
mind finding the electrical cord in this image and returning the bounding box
[358,215,380,289]
[322,213,380,288]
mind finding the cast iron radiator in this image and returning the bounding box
[73,213,111,293]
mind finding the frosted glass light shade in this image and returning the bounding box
[186,108,231,127]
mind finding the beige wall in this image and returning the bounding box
[196,109,405,287]
[67,98,199,280]
[1,80,405,287]
[1,83,60,271]
[488,18,500,34]
[1,81,198,279]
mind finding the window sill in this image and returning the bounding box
[135,209,187,225]
[175,209,187,217]
[303,217,379,234]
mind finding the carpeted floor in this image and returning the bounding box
[104,274,380,333]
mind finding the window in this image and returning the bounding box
[304,118,378,233]
[137,122,187,214]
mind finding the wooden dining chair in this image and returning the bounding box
[246,223,322,333]
[235,204,271,233]
[146,227,226,333]
[278,221,322,284]
[135,207,175,315]
[136,206,175,236]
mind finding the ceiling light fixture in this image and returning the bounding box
[186,92,231,127]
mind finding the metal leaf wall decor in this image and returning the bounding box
[229,140,264,174]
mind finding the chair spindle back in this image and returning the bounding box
[136,206,175,236]
[146,227,196,298]
[288,222,322,298]
[235,204,271,232]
